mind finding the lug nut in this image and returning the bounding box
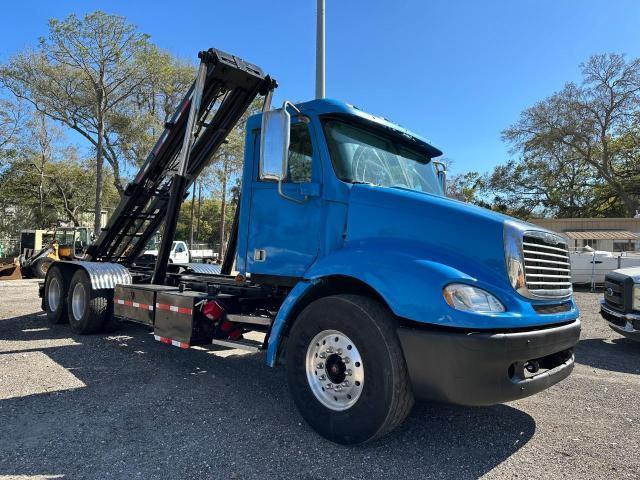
[319,374,326,380]
[317,362,324,369]
[326,347,334,354]
[342,381,349,387]
[319,352,326,359]
[346,369,352,376]
[334,385,342,392]
[336,348,343,355]
[343,357,350,364]
[326,383,333,390]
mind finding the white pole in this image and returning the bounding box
[316,0,325,99]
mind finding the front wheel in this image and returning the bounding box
[33,257,54,279]
[285,294,414,444]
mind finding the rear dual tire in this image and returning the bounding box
[44,267,67,324]
[286,294,414,445]
[67,270,111,334]
[44,268,111,334]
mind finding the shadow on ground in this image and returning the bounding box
[0,312,535,479]
[577,336,640,375]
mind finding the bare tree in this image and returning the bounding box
[502,53,640,217]
[0,98,24,161]
[22,113,62,223]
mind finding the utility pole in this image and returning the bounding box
[316,0,325,99]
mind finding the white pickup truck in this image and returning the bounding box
[601,267,640,341]
[143,241,218,264]
[144,241,190,264]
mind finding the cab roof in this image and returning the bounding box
[296,98,443,158]
[249,98,443,158]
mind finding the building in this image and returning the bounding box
[78,210,109,230]
[530,218,640,252]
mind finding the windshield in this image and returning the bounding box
[322,118,443,195]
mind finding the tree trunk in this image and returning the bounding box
[195,180,202,245]
[94,111,105,237]
[38,154,45,226]
[618,190,638,217]
[189,184,195,248]
[103,141,125,197]
[219,162,228,260]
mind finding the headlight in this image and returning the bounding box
[633,285,640,311]
[443,284,506,313]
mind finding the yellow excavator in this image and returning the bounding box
[0,226,92,280]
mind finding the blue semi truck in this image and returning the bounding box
[40,49,581,444]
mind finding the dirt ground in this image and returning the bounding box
[0,280,638,479]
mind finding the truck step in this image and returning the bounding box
[225,314,272,327]
[210,338,264,352]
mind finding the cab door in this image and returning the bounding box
[245,120,322,279]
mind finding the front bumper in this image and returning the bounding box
[397,318,581,406]
[600,301,640,341]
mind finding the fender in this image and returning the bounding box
[266,239,580,367]
[266,279,319,366]
[47,260,132,290]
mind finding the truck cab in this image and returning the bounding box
[40,49,581,445]
[237,98,580,408]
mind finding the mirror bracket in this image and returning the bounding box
[433,160,447,195]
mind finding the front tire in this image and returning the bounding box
[286,294,414,444]
[67,270,111,334]
[33,257,53,279]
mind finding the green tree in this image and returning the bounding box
[0,11,152,235]
[0,98,23,159]
[447,171,487,205]
[500,53,640,217]
[209,99,261,259]
[107,46,195,169]
[0,142,118,234]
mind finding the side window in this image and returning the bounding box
[175,243,184,253]
[286,123,313,183]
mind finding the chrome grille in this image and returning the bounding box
[604,276,624,311]
[522,233,572,298]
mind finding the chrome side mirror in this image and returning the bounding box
[259,106,291,181]
[260,101,310,204]
[433,161,447,195]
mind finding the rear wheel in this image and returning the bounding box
[67,270,111,334]
[285,294,414,444]
[44,267,67,324]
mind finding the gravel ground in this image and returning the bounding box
[0,280,638,480]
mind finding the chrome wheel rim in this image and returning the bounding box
[305,329,364,411]
[48,277,61,312]
[71,283,86,321]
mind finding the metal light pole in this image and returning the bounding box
[315,0,325,99]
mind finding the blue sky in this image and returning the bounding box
[1,0,639,176]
